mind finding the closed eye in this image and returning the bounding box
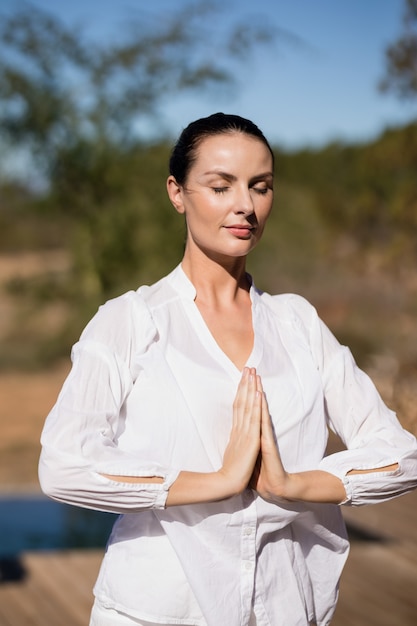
[252,186,270,195]
[212,187,229,194]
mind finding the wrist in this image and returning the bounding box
[275,471,346,504]
[166,469,245,507]
[216,468,247,498]
[254,470,293,503]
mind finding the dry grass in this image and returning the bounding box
[0,362,70,487]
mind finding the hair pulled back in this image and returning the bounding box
[169,112,274,186]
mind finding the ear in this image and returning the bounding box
[167,176,185,214]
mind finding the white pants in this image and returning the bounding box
[90,598,257,626]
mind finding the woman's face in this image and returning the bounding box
[167,132,274,261]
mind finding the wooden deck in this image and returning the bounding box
[334,489,417,625]
[0,549,101,626]
[0,492,417,625]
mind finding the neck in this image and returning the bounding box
[180,248,250,305]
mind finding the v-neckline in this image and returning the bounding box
[183,288,263,379]
[168,264,263,377]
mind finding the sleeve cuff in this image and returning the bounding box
[92,465,181,509]
[155,468,181,509]
[339,476,353,506]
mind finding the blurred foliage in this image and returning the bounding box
[1,1,417,372]
[0,1,273,155]
[0,181,70,251]
[276,122,417,267]
[380,0,417,99]
[0,1,274,300]
[51,141,182,299]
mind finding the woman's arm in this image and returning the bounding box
[251,380,400,505]
[275,294,417,506]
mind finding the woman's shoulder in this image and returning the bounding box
[83,289,149,329]
[77,288,157,357]
[84,269,176,328]
[77,270,179,355]
[258,288,317,324]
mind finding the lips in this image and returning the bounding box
[225,224,254,238]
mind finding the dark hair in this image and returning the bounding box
[169,112,274,185]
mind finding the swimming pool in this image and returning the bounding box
[0,493,117,556]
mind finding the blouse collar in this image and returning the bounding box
[167,263,258,304]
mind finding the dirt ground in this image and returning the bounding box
[0,361,70,487]
[0,252,71,488]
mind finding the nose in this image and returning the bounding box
[234,185,254,215]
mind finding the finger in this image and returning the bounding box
[250,388,262,430]
[259,394,285,475]
[260,392,275,439]
[256,374,263,394]
[233,368,261,439]
[245,368,258,416]
[233,367,250,426]
[247,369,262,418]
[234,368,256,416]
[249,453,261,488]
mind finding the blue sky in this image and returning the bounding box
[2,0,417,149]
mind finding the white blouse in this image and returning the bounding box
[39,264,417,626]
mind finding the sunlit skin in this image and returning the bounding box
[102,131,398,505]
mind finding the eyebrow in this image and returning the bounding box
[202,170,274,183]
[202,170,237,182]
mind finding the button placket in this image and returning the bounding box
[239,493,257,625]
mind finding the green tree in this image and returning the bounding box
[377,0,417,256]
[380,0,417,99]
[0,2,274,299]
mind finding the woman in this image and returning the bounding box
[39,113,417,626]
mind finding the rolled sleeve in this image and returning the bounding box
[318,342,417,506]
[39,447,180,513]
[39,293,180,514]
[319,448,417,506]
[291,296,417,507]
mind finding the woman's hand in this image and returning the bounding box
[250,380,347,504]
[217,367,263,495]
[104,369,347,507]
[165,367,263,506]
[250,380,291,502]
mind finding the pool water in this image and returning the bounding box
[0,493,117,556]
